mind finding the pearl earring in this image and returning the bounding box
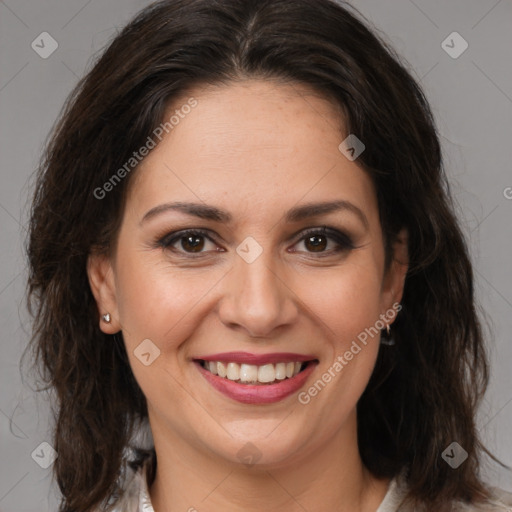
[102,313,111,323]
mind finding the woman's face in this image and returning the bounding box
[89,80,407,467]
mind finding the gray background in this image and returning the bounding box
[1,0,511,510]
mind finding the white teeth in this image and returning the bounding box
[275,362,287,380]
[226,362,240,381]
[240,364,259,383]
[208,361,218,375]
[202,360,308,384]
[258,364,276,383]
[217,361,227,378]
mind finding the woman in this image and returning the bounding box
[26,0,512,510]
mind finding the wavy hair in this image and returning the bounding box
[25,0,495,510]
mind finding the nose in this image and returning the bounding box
[217,252,299,339]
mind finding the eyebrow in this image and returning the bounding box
[140,200,369,229]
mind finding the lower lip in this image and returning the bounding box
[195,361,317,404]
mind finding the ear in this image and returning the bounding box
[87,251,121,334]
[380,228,408,325]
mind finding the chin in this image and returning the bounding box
[196,415,324,470]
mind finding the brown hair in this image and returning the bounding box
[25,0,497,510]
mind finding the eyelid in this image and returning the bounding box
[293,226,356,251]
[157,228,220,253]
[156,225,356,255]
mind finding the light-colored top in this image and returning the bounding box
[106,451,512,512]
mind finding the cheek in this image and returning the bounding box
[117,273,194,341]
[113,259,219,401]
[114,251,229,356]
[302,260,384,395]
[304,260,384,340]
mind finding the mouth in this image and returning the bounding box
[197,359,312,385]
[193,353,319,404]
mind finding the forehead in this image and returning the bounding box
[126,80,377,225]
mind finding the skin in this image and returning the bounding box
[88,79,408,512]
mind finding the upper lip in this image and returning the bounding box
[194,351,317,365]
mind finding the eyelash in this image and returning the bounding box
[156,226,356,258]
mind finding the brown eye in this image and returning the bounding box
[304,234,328,252]
[180,234,205,252]
[158,229,221,255]
[292,226,356,256]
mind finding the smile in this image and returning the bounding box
[200,360,306,385]
[194,352,318,404]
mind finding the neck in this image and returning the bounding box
[147,412,390,512]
